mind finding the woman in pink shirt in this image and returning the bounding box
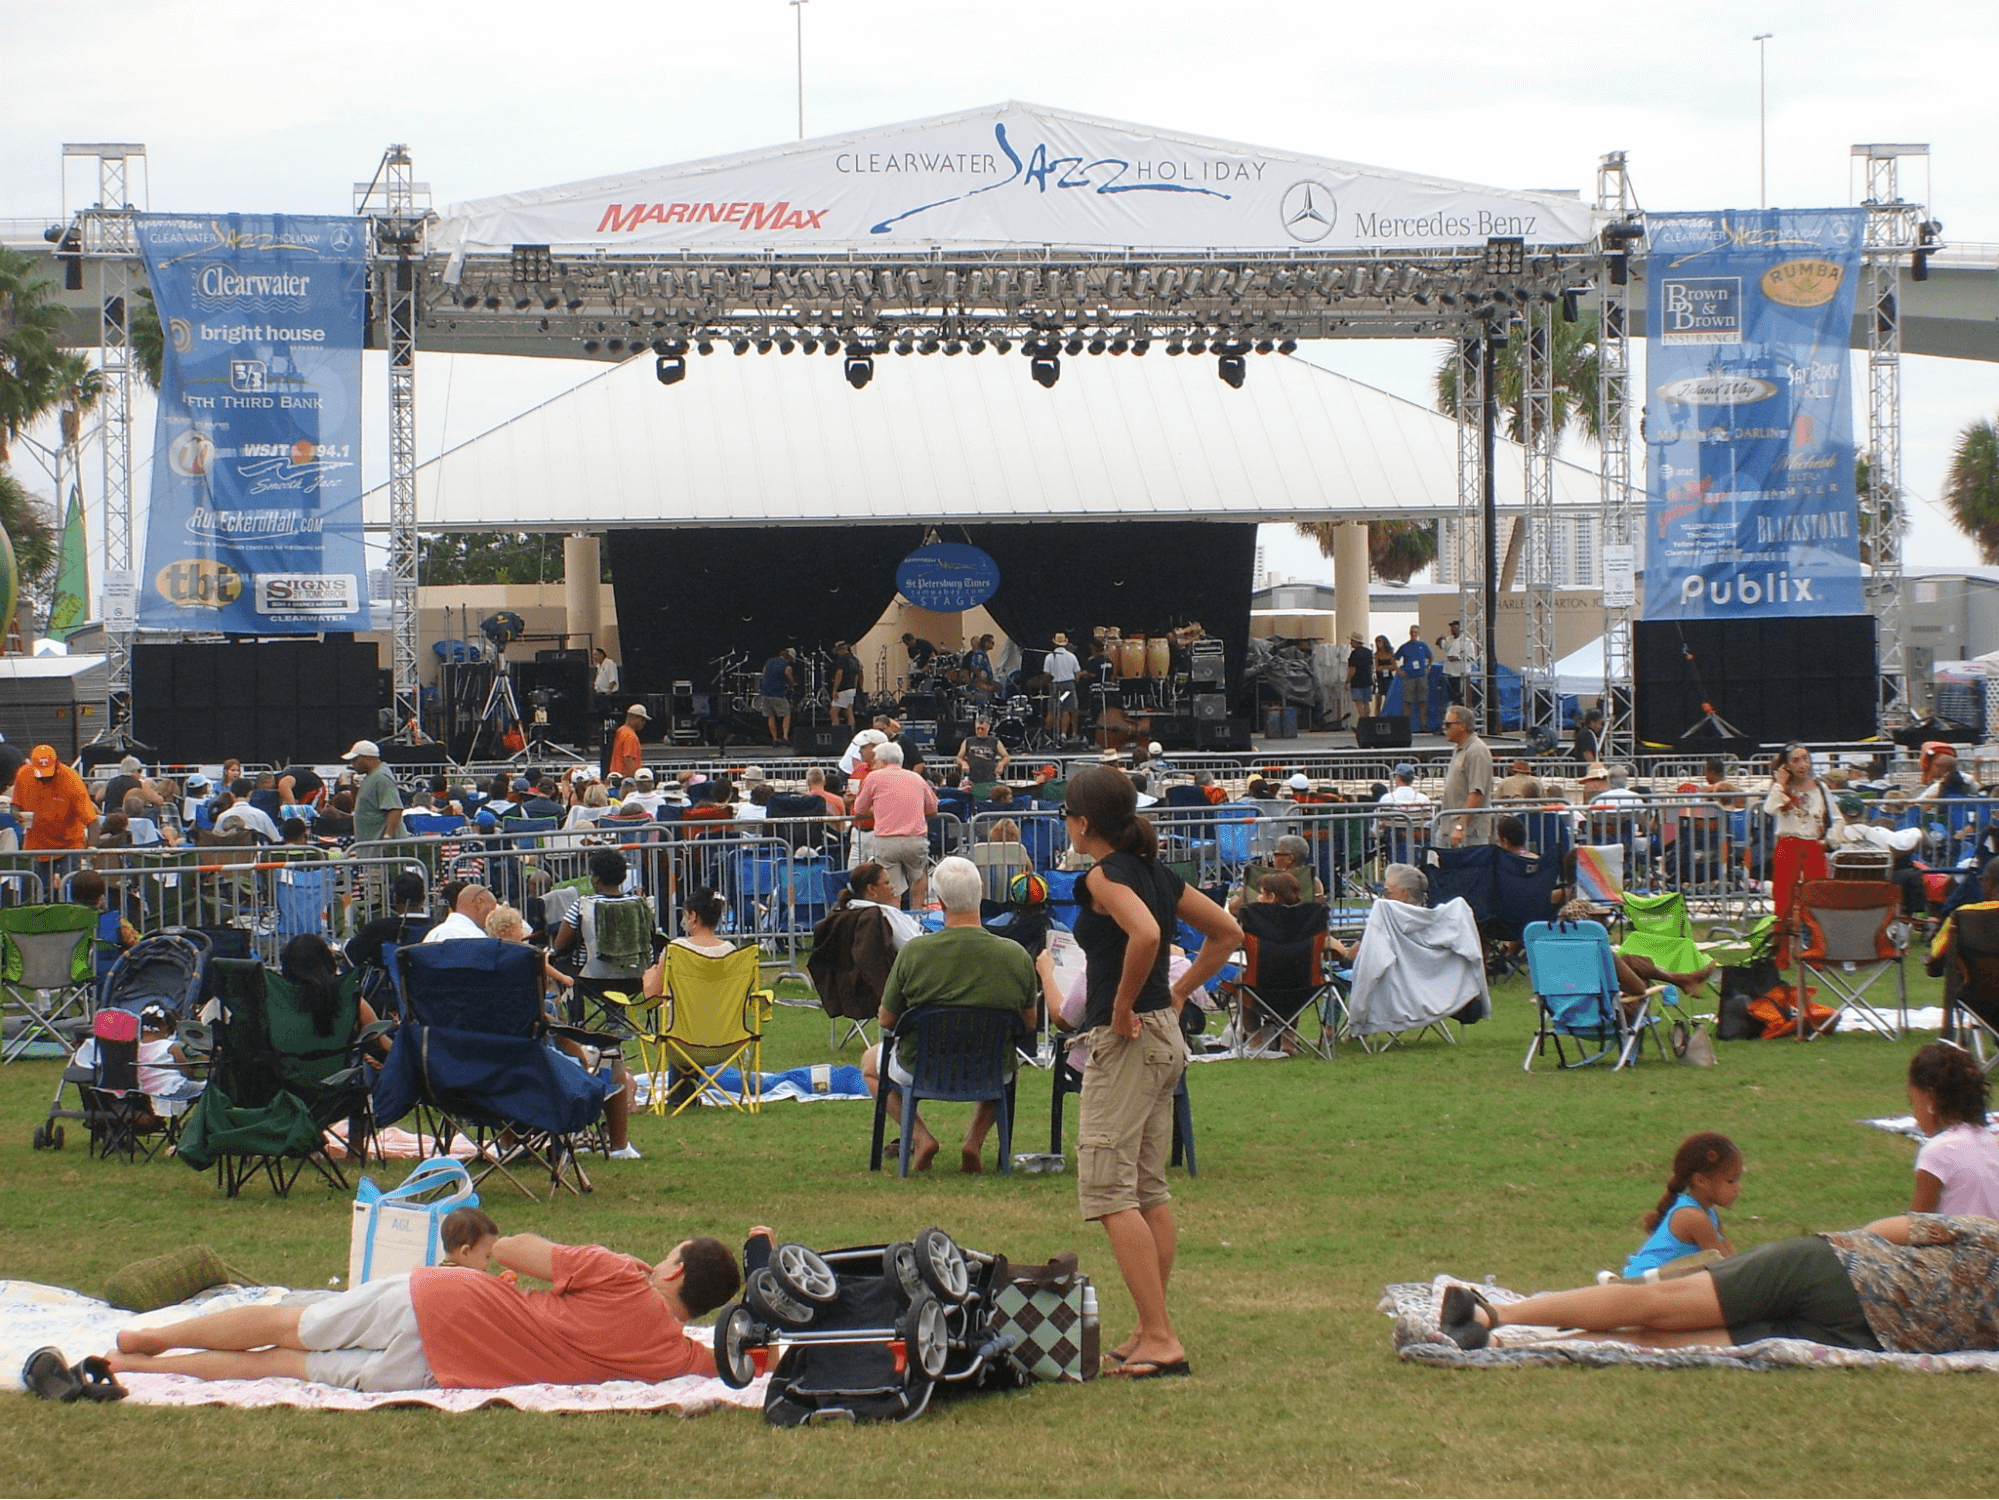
[1908,1042,1999,1217]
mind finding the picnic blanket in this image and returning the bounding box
[0,1280,765,1414]
[633,1063,868,1108]
[1382,1274,1999,1372]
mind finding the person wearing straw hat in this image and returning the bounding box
[1047,634,1082,745]
[610,703,649,779]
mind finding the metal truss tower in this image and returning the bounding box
[1453,330,1486,730]
[1521,295,1558,741]
[64,143,143,724]
[1854,143,1924,734]
[1594,152,1638,762]
[359,147,427,740]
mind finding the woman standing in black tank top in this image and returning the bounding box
[1063,764,1239,1379]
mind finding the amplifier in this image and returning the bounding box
[795,725,845,755]
[1190,654,1226,687]
[1356,715,1412,749]
[1195,717,1253,751]
[1193,693,1227,722]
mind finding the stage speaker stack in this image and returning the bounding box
[1193,693,1226,721]
[1356,715,1412,749]
[132,641,381,765]
[796,725,845,756]
[1196,716,1253,750]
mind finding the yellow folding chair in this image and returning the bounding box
[660,945,773,1115]
[598,986,671,1114]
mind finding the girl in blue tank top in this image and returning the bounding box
[1623,1132,1742,1277]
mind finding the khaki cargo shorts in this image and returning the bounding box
[1076,1009,1187,1221]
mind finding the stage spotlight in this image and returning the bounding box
[460,293,480,309]
[1030,353,1061,388]
[967,337,987,354]
[755,338,773,354]
[606,338,625,352]
[1561,289,1580,323]
[1166,340,1184,356]
[777,336,795,353]
[1217,353,1246,389]
[732,337,750,354]
[1483,236,1526,276]
[1278,338,1298,354]
[541,293,560,310]
[844,354,874,389]
[1255,339,1274,354]
[651,339,670,356]
[1064,338,1083,356]
[994,337,1012,354]
[514,295,532,310]
[696,338,714,355]
[943,339,963,355]
[1087,337,1106,355]
[483,295,502,310]
[919,337,940,354]
[655,355,686,385]
[1187,338,1207,356]
[801,336,819,353]
[1110,337,1129,354]
[583,339,601,353]
[1131,338,1149,355]
[894,337,914,355]
[1915,218,1941,281]
[825,339,842,356]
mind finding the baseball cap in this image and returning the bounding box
[633,767,655,784]
[29,745,58,778]
[1393,763,1415,778]
[511,775,532,793]
[1147,741,1164,756]
[1288,773,1310,791]
[340,740,381,761]
[571,767,593,784]
[186,773,211,791]
[856,729,888,748]
[625,703,651,719]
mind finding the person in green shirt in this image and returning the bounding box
[343,740,404,844]
[862,855,1041,1173]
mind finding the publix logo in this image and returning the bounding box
[1679,570,1820,608]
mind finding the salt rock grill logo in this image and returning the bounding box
[596,200,830,233]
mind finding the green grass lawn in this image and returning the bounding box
[2,963,1991,1498]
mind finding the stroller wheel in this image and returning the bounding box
[770,1242,840,1305]
[899,1291,949,1382]
[716,1304,766,1390]
[50,1124,64,1151]
[913,1227,972,1305]
[885,1241,925,1303]
[746,1266,816,1328]
[32,1124,46,1151]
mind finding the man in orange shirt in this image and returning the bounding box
[106,1231,740,1392]
[609,702,649,778]
[11,744,97,850]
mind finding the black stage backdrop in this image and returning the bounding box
[608,522,1257,702]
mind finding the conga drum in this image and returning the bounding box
[1115,636,1146,678]
[1146,635,1172,679]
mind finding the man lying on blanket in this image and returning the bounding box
[105,1228,742,1393]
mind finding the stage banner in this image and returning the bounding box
[435,102,1602,261]
[1643,208,1865,619]
[135,214,369,632]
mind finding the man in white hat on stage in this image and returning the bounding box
[610,703,649,779]
[1046,634,1081,745]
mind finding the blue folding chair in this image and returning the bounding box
[1522,918,1661,1071]
[868,1005,1026,1177]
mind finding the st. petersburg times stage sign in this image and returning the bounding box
[1643,209,1866,619]
[435,102,1602,263]
[136,214,369,632]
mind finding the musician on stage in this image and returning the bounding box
[900,633,937,675]
[758,649,796,745]
[830,640,863,728]
[956,716,1011,793]
[1047,633,1082,746]
[963,635,998,696]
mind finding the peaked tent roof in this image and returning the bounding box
[366,351,1603,532]
[435,101,1603,261]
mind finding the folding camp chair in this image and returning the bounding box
[1344,896,1489,1050]
[1616,890,1704,1023]
[1522,918,1663,1071]
[1940,905,1999,1073]
[971,841,1032,904]
[868,1004,1025,1177]
[1573,844,1626,917]
[1793,880,1907,1040]
[38,1010,175,1163]
[567,893,660,1032]
[655,944,773,1114]
[375,938,620,1198]
[177,960,353,1197]
[0,903,101,1062]
[1233,900,1338,1059]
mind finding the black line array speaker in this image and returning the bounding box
[132,641,382,766]
[1356,715,1412,749]
[1633,616,1877,748]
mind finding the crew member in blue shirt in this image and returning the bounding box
[1395,626,1434,733]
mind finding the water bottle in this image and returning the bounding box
[1080,1281,1100,1380]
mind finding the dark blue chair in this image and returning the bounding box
[1049,1037,1196,1175]
[869,1005,1025,1177]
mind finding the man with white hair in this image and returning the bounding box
[851,740,938,909]
[1382,863,1428,904]
[861,856,1041,1173]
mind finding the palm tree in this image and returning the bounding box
[0,247,97,463]
[1433,313,1602,448]
[1944,417,1999,563]
[1290,519,1438,584]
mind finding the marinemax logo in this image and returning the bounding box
[597,201,829,232]
[1655,375,1778,407]
[1280,182,1336,243]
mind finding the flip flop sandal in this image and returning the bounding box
[1112,1358,1192,1379]
[72,1355,128,1402]
[22,1347,83,1402]
[1439,1284,1493,1350]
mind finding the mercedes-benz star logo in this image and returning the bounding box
[1281,181,1336,243]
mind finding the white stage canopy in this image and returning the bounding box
[372,352,1604,532]
[435,101,1603,266]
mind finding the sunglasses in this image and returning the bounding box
[1060,805,1081,819]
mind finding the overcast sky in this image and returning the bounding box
[6,0,1997,588]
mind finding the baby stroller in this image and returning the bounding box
[717,1228,1021,1426]
[98,930,209,1018]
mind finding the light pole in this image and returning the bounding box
[1753,32,1772,208]
[792,0,809,140]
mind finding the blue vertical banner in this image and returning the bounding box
[1643,208,1866,619]
[135,214,369,631]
